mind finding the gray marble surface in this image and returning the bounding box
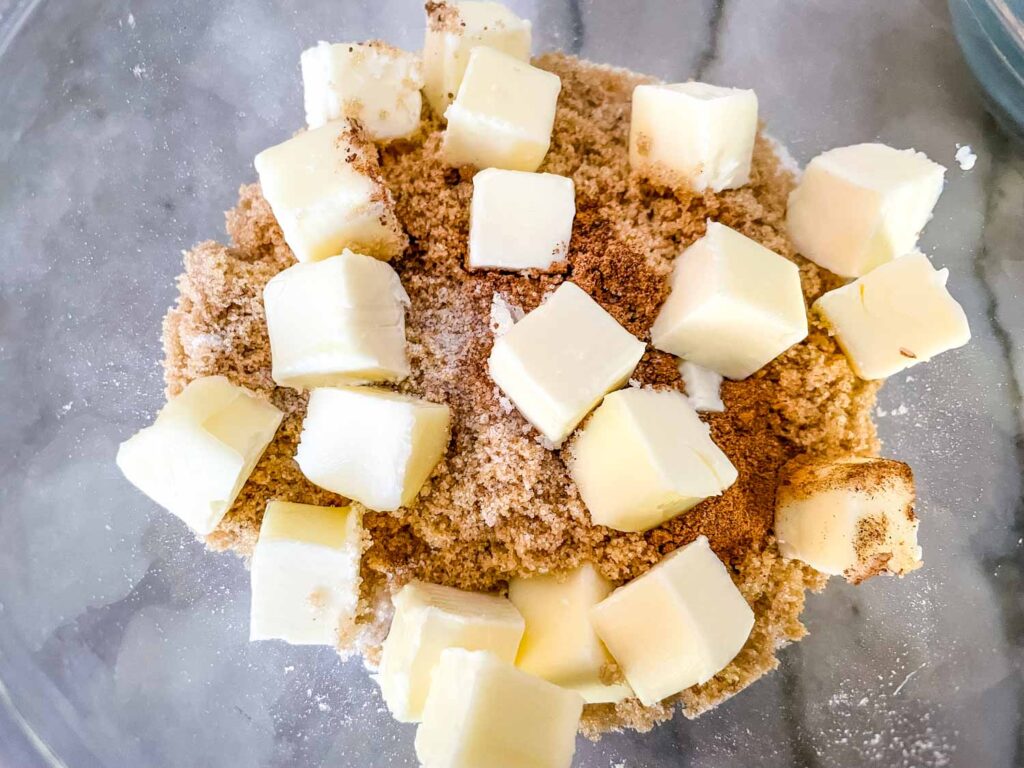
[0,1,1021,766]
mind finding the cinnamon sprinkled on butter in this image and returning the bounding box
[778,454,915,503]
[775,454,920,586]
[850,514,894,585]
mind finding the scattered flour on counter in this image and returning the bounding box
[892,662,927,696]
[876,403,909,418]
[954,144,977,171]
[679,361,725,412]
[821,665,955,767]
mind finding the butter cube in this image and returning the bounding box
[775,456,922,584]
[469,169,575,272]
[651,221,808,380]
[249,501,362,645]
[423,0,532,116]
[787,143,946,277]
[415,649,583,768]
[590,536,754,706]
[679,360,725,413]
[508,564,631,703]
[569,388,737,533]
[378,581,525,722]
[254,120,406,262]
[813,252,970,380]
[443,46,561,172]
[629,82,758,191]
[488,282,645,444]
[295,387,450,512]
[263,250,410,389]
[300,40,424,140]
[117,376,283,535]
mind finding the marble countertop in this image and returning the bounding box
[0,1,1021,766]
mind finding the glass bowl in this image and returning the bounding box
[950,0,1024,142]
[1,1,1020,766]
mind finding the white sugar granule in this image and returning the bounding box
[489,292,524,337]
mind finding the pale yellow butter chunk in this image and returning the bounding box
[378,581,525,722]
[787,143,946,277]
[508,564,632,703]
[295,387,450,512]
[568,388,737,533]
[442,46,561,172]
[263,250,410,389]
[629,82,758,191]
[423,0,532,116]
[651,221,808,380]
[590,536,754,706]
[116,376,283,535]
[813,252,970,380]
[468,168,576,272]
[488,282,646,444]
[249,501,362,646]
[254,120,406,262]
[300,40,424,139]
[679,360,725,413]
[775,456,922,584]
[415,649,583,768]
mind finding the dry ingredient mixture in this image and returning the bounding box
[162,53,881,735]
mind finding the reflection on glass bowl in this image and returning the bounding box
[949,0,1024,141]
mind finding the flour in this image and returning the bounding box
[954,144,977,171]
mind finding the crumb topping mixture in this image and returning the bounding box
[162,52,880,732]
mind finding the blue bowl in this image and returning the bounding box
[950,0,1024,141]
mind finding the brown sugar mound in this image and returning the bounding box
[162,53,880,732]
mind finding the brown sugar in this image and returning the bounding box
[161,53,880,733]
